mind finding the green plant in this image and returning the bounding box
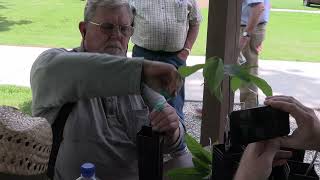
[179,57,272,101]
[166,57,273,179]
[166,134,212,179]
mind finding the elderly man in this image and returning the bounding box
[130,0,202,155]
[30,0,186,179]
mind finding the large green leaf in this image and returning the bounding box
[203,57,224,101]
[248,74,273,96]
[230,76,243,92]
[185,134,212,164]
[165,168,206,180]
[229,68,273,96]
[179,56,273,100]
[192,157,211,176]
[178,64,205,78]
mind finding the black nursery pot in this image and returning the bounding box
[137,126,163,180]
[211,144,244,180]
[271,160,319,180]
[287,161,318,180]
[281,147,306,162]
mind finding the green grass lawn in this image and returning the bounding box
[272,0,320,10]
[0,0,85,47]
[0,85,32,115]
[0,0,319,61]
[261,12,320,61]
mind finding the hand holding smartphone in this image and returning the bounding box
[230,106,290,145]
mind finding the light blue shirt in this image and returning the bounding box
[241,0,270,25]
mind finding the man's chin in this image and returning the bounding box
[103,47,126,56]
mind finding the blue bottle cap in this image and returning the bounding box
[80,163,95,178]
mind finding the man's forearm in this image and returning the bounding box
[164,122,185,153]
[246,3,264,34]
[183,23,200,50]
[31,48,143,116]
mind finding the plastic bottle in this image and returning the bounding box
[76,163,101,180]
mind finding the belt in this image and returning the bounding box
[240,22,267,27]
[134,45,180,55]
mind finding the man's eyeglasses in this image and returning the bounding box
[88,21,134,37]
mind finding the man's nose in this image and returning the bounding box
[110,27,122,37]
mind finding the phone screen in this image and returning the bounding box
[230,106,289,144]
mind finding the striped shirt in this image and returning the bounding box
[130,0,202,52]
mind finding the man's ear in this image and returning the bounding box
[79,21,87,39]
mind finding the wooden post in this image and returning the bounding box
[200,0,242,146]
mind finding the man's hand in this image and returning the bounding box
[234,139,291,180]
[177,49,189,61]
[256,43,263,54]
[142,60,183,97]
[239,36,250,51]
[265,96,320,151]
[149,103,180,139]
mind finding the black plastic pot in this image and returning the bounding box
[271,161,319,180]
[287,161,318,180]
[211,144,243,180]
[137,126,163,180]
[281,148,306,162]
[210,144,319,180]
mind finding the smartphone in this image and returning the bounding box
[229,105,289,145]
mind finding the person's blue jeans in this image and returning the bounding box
[133,45,187,153]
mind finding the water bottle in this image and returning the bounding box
[76,163,101,180]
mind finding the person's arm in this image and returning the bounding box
[265,95,320,151]
[235,95,320,180]
[31,48,182,121]
[239,2,265,50]
[31,48,142,117]
[246,2,264,34]
[234,139,291,180]
[142,84,184,153]
[149,103,185,153]
[234,139,280,180]
[177,23,200,61]
[177,0,202,61]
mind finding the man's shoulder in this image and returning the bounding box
[38,48,70,57]
[32,48,73,71]
[36,47,80,61]
[43,47,76,54]
[245,0,264,5]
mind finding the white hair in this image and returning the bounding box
[84,0,135,23]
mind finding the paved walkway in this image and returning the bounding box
[185,56,320,109]
[271,8,320,13]
[0,45,320,108]
[199,0,320,14]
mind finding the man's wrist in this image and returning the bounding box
[166,127,180,146]
[242,31,251,37]
[182,47,191,54]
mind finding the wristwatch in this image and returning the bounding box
[242,31,250,37]
[183,47,191,54]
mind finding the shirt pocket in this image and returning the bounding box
[175,0,188,23]
[130,108,149,140]
[126,96,150,141]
